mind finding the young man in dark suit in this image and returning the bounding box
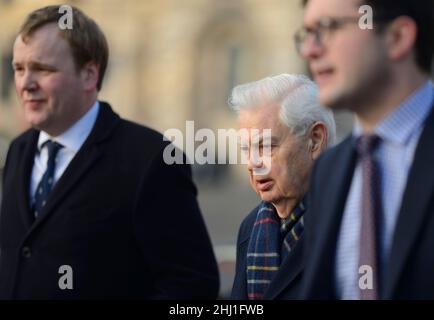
[296,0,434,299]
[0,5,219,299]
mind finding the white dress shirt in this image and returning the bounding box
[29,101,100,205]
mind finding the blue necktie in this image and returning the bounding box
[33,140,64,218]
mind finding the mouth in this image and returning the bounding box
[313,67,335,86]
[255,178,274,191]
[24,99,45,110]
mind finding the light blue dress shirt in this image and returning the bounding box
[30,101,100,205]
[335,81,434,299]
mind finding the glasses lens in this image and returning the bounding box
[294,28,307,54]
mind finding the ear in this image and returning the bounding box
[80,61,99,92]
[385,16,418,63]
[307,121,327,160]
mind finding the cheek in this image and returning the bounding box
[281,165,295,186]
[15,82,22,96]
[265,149,280,171]
[279,152,306,185]
[338,36,377,72]
[268,160,284,184]
[247,172,259,193]
[41,77,60,93]
[43,73,75,92]
[14,75,26,94]
[14,74,19,88]
[293,160,311,190]
[262,156,272,173]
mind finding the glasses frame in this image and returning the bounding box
[294,15,393,56]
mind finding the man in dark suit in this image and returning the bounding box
[0,5,219,299]
[228,74,336,299]
[296,0,434,299]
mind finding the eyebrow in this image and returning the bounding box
[12,61,57,71]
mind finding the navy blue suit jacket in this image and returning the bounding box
[302,104,434,299]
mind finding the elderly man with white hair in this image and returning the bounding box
[229,74,336,300]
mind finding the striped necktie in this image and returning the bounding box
[33,140,64,218]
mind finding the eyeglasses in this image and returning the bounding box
[294,16,363,56]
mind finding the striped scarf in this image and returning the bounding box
[246,200,305,300]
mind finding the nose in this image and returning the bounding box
[17,69,38,93]
[247,152,263,171]
[301,33,325,60]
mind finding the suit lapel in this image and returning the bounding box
[383,106,434,299]
[28,102,120,230]
[15,130,39,229]
[306,138,357,297]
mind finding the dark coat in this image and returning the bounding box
[231,203,304,299]
[0,102,219,299]
[301,105,434,299]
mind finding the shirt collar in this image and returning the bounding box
[353,80,434,145]
[38,101,100,153]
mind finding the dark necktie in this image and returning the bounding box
[357,134,381,300]
[33,140,64,218]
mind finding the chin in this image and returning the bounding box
[26,118,41,128]
[259,192,275,203]
[28,117,49,131]
[25,111,44,124]
[320,89,347,110]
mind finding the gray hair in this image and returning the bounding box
[228,74,336,147]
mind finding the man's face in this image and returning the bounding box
[13,23,88,136]
[302,0,390,111]
[238,103,312,209]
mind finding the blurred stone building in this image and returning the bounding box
[0,0,354,297]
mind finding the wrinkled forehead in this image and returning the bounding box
[304,0,362,24]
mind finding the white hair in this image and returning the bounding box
[228,73,336,147]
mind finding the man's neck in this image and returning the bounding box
[43,97,98,137]
[272,198,298,219]
[356,72,430,133]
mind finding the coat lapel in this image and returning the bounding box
[28,102,120,230]
[15,130,39,229]
[383,106,434,299]
[264,239,304,299]
[305,137,357,298]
